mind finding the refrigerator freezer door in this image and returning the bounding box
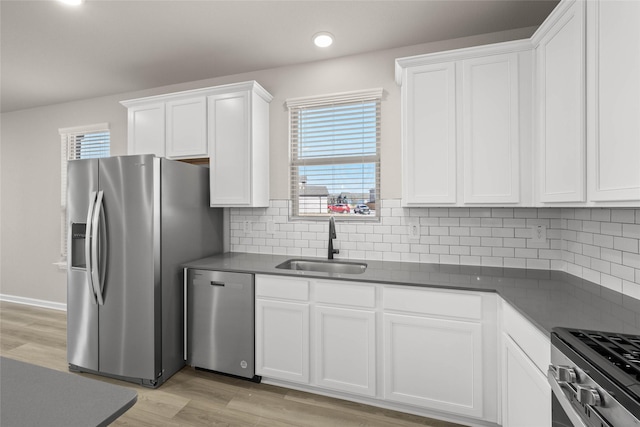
[97,155,160,382]
[67,159,99,371]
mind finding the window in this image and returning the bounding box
[287,88,382,219]
[58,123,110,264]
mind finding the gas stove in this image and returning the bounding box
[550,327,640,427]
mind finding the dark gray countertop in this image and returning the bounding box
[0,357,137,427]
[184,252,640,336]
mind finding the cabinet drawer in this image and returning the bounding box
[314,280,376,308]
[502,300,550,374]
[383,286,482,320]
[256,275,309,301]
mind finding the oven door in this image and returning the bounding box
[548,367,588,427]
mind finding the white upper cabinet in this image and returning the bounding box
[165,96,207,159]
[533,0,639,206]
[462,53,521,204]
[121,81,272,207]
[586,0,640,203]
[125,102,165,157]
[208,85,271,207]
[534,0,586,203]
[402,62,457,204]
[396,41,533,207]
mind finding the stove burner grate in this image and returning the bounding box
[570,330,640,382]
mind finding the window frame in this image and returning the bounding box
[286,88,382,221]
[57,123,110,266]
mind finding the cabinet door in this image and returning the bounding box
[208,91,251,206]
[502,334,551,427]
[402,62,457,205]
[166,97,207,159]
[314,306,376,397]
[537,0,586,203]
[462,53,520,204]
[383,313,483,418]
[255,299,309,384]
[127,103,165,157]
[587,0,640,202]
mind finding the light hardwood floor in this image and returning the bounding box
[0,301,465,426]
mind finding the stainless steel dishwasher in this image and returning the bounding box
[185,269,260,381]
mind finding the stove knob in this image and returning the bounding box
[556,366,577,383]
[575,385,602,407]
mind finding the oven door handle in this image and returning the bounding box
[548,367,588,427]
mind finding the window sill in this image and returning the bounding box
[53,261,67,271]
[290,214,380,223]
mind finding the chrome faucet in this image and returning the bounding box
[328,216,339,259]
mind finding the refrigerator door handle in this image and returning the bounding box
[91,190,105,306]
[85,191,98,305]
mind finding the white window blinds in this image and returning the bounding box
[287,89,382,219]
[58,123,110,263]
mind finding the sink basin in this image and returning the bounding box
[276,259,367,275]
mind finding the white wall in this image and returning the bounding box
[0,27,536,305]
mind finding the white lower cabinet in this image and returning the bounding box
[314,306,376,397]
[502,334,551,427]
[255,299,310,383]
[255,275,500,425]
[255,275,310,384]
[501,300,551,427]
[383,313,483,418]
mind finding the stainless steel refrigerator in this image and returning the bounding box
[67,155,223,388]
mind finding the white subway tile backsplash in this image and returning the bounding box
[230,200,640,296]
[492,208,514,218]
[591,259,611,274]
[601,248,622,264]
[440,217,460,226]
[583,221,601,233]
[504,258,526,268]
[481,218,503,227]
[472,246,492,256]
[612,209,636,224]
[612,263,636,282]
[574,209,591,221]
[582,244,601,259]
[503,238,527,248]
[614,236,639,253]
[493,247,515,258]
[623,252,640,269]
[624,224,640,240]
[602,222,623,236]
[430,226,449,236]
[482,237,503,247]
[582,268,601,285]
[492,228,514,238]
[527,259,550,270]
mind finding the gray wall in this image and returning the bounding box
[0,27,535,306]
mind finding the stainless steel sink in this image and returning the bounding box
[275,259,367,275]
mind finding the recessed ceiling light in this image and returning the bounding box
[58,0,84,5]
[313,32,334,48]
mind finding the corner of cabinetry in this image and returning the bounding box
[394,61,405,86]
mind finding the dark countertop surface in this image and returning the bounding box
[0,357,137,427]
[184,252,640,337]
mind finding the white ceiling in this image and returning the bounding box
[0,0,558,113]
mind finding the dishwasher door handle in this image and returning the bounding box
[210,281,225,287]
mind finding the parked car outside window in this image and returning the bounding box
[354,204,370,215]
[328,204,350,214]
